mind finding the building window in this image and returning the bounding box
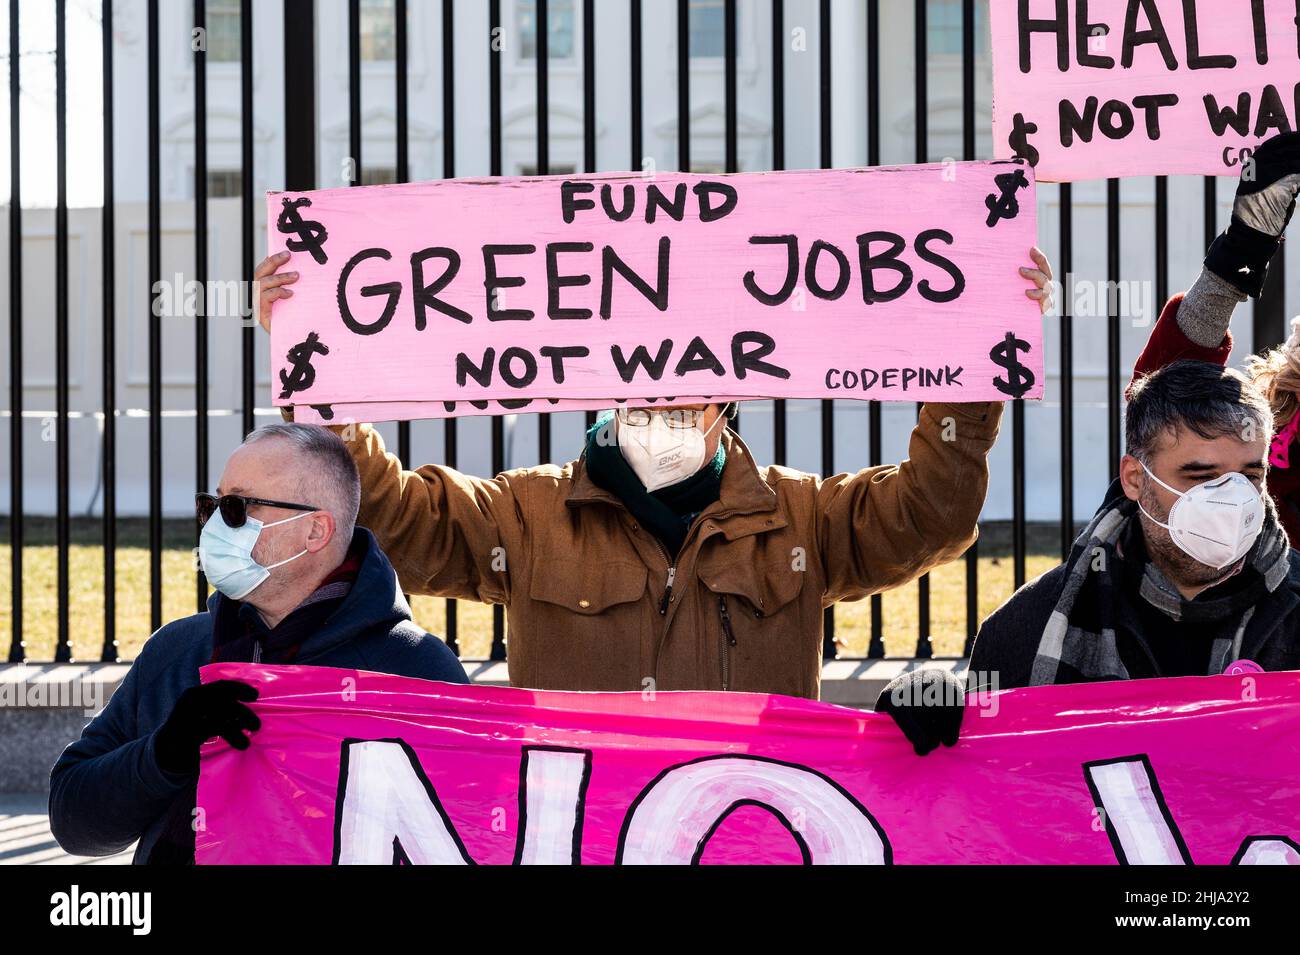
[361,166,398,186]
[361,0,397,62]
[207,169,243,197]
[518,163,577,176]
[517,0,575,60]
[689,0,724,58]
[205,0,241,63]
[927,0,989,57]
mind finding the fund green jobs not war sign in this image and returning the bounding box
[267,162,1042,421]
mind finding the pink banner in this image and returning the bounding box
[267,163,1043,420]
[196,664,1300,865]
[991,0,1300,181]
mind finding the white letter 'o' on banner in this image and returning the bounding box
[616,755,890,865]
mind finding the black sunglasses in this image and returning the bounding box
[196,492,319,529]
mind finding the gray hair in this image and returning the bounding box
[242,423,361,547]
[1126,360,1273,463]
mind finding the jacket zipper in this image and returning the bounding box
[658,565,677,614]
[718,595,737,691]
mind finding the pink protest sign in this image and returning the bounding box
[293,395,743,426]
[990,0,1300,181]
[267,162,1042,420]
[196,664,1300,865]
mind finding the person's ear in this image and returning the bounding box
[305,511,335,554]
[1118,454,1145,502]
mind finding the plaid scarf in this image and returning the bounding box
[1031,481,1291,686]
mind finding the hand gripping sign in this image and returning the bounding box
[991,0,1300,180]
[197,664,1300,865]
[267,161,1043,424]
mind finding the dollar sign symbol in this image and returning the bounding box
[1007,112,1039,168]
[276,197,329,265]
[990,331,1035,399]
[279,332,330,399]
[985,168,1030,228]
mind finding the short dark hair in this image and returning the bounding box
[1126,360,1273,462]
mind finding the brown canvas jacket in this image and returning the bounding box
[331,400,1002,699]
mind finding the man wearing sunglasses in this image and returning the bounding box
[49,424,467,864]
[254,249,1050,700]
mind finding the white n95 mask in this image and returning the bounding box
[618,411,725,493]
[199,509,313,600]
[1137,462,1264,570]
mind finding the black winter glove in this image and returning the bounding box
[1205,131,1300,297]
[874,668,966,757]
[153,680,261,776]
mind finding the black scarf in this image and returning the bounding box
[582,413,725,556]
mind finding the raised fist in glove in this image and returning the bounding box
[1205,131,1300,297]
[153,680,261,776]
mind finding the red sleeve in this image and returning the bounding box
[1126,293,1233,399]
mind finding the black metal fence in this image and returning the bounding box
[2,0,1291,665]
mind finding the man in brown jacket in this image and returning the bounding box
[256,249,1053,700]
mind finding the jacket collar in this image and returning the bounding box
[568,429,781,528]
[205,527,413,661]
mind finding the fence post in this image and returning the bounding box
[284,0,317,192]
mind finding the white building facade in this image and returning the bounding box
[2,0,1297,522]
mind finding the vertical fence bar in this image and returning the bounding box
[961,0,979,653]
[349,0,360,187]
[1155,176,1168,307]
[396,0,411,465]
[6,0,20,662]
[582,0,594,173]
[771,0,786,464]
[1107,177,1120,477]
[865,0,883,659]
[723,0,738,433]
[819,0,835,660]
[724,0,736,173]
[148,0,162,633]
[1059,182,1074,563]
[913,0,932,658]
[677,0,689,172]
[101,0,118,661]
[489,0,506,660]
[630,0,641,170]
[240,0,254,437]
[536,0,551,461]
[1012,397,1026,587]
[1204,177,1217,250]
[194,0,210,612]
[582,0,596,430]
[283,3,315,203]
[442,0,458,655]
[55,0,71,660]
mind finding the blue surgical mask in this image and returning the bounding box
[198,509,313,600]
